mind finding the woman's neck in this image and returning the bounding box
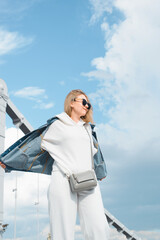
[70,112,80,123]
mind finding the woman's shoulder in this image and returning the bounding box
[45,114,61,132]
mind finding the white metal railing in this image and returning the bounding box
[104,208,141,240]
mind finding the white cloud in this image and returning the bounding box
[108,228,160,240]
[0,0,41,16]
[0,0,42,59]
[59,81,65,86]
[4,171,50,209]
[5,127,24,150]
[12,87,54,110]
[13,87,46,100]
[34,102,54,110]
[0,28,33,56]
[41,225,50,238]
[89,0,114,24]
[85,0,160,232]
[137,230,160,240]
[5,238,23,240]
[86,0,160,150]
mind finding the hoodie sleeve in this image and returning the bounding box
[41,121,57,152]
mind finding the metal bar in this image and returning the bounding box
[6,98,33,134]
[0,79,8,240]
[104,208,141,240]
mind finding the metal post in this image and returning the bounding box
[13,124,20,240]
[13,172,18,240]
[35,174,40,240]
[0,79,8,240]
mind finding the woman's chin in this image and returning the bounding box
[80,112,87,117]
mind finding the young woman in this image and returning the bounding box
[40,89,110,240]
[0,89,110,240]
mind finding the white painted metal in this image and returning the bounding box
[13,173,17,240]
[0,79,8,240]
[0,79,33,239]
[13,124,20,240]
[35,174,40,240]
[104,208,141,240]
[6,98,34,134]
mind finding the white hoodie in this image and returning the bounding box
[41,112,97,174]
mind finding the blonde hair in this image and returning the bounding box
[64,89,93,123]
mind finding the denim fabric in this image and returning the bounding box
[0,117,107,180]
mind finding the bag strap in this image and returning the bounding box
[84,125,94,170]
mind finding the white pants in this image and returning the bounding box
[48,170,110,240]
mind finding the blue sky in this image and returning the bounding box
[1,0,160,240]
[1,0,108,127]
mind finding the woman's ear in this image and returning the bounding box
[70,101,74,108]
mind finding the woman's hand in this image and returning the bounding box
[0,161,6,169]
[100,177,106,181]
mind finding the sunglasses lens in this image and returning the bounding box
[82,99,91,109]
[87,103,91,110]
[82,99,87,106]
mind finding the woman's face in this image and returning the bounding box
[70,94,89,117]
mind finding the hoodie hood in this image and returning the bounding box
[56,112,86,126]
[55,112,97,155]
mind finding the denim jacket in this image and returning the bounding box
[0,117,107,180]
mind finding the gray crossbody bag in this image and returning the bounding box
[59,126,97,193]
[69,168,97,192]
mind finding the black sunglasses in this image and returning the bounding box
[74,98,92,110]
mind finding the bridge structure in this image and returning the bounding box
[0,79,141,240]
